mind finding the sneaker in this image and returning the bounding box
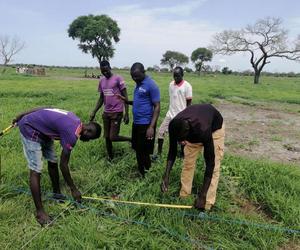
[151,154,161,163]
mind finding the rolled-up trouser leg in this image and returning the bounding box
[205,124,225,209]
[180,142,202,197]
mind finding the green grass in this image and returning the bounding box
[0,67,299,249]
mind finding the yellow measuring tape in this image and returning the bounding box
[83,196,193,209]
[0,125,14,137]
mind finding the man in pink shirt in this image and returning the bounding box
[90,61,131,160]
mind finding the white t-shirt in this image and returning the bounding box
[166,80,193,119]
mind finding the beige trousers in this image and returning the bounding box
[180,124,225,209]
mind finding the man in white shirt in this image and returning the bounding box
[153,66,192,158]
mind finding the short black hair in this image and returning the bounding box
[173,66,184,76]
[169,119,189,140]
[100,60,111,68]
[131,62,145,73]
[89,121,101,139]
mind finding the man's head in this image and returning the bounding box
[169,119,190,143]
[80,122,101,142]
[100,60,112,79]
[173,66,184,84]
[130,62,145,84]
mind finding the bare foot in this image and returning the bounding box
[36,211,52,226]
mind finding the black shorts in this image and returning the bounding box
[102,112,123,139]
[132,123,156,154]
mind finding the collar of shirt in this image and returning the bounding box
[174,80,184,87]
[75,123,82,138]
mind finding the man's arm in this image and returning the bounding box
[59,149,81,202]
[12,107,49,124]
[146,102,160,139]
[90,93,104,121]
[120,88,129,124]
[185,82,192,107]
[186,99,192,107]
[161,132,177,192]
[116,94,133,105]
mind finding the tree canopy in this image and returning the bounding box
[191,47,213,75]
[210,17,300,83]
[68,15,120,66]
[160,50,189,71]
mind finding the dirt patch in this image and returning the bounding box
[279,241,300,250]
[215,100,300,165]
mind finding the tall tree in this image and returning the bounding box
[210,17,300,84]
[68,15,120,66]
[191,47,213,75]
[0,35,25,68]
[161,50,189,71]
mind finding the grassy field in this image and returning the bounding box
[0,67,300,249]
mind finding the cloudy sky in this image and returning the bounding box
[1,0,300,72]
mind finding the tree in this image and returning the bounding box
[210,17,300,84]
[160,50,189,71]
[0,35,25,69]
[202,65,212,73]
[222,67,232,75]
[68,15,120,67]
[191,47,213,75]
[184,66,193,73]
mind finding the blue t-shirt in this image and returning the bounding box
[133,76,160,124]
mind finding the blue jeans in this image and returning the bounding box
[20,134,57,173]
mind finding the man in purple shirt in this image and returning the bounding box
[90,60,131,160]
[13,107,101,225]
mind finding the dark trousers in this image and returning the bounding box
[132,123,155,176]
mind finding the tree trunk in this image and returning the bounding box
[254,71,260,84]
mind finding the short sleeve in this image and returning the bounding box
[98,79,103,93]
[185,81,193,100]
[60,132,78,152]
[117,75,126,91]
[149,82,160,103]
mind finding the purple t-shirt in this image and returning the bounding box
[18,108,81,152]
[98,75,126,113]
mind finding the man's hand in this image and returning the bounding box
[115,94,126,102]
[12,115,21,125]
[161,175,169,193]
[89,112,96,121]
[123,113,129,124]
[194,195,206,210]
[146,126,154,140]
[71,188,82,203]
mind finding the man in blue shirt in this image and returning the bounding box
[119,62,160,176]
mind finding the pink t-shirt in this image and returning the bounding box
[98,75,126,113]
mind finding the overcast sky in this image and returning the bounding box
[1,0,300,72]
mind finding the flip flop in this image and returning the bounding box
[52,193,66,203]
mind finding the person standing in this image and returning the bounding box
[14,107,101,225]
[154,66,192,158]
[90,60,131,160]
[161,104,225,211]
[118,63,160,177]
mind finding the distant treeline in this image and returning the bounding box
[2,64,300,77]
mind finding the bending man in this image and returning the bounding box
[161,104,225,211]
[14,107,101,225]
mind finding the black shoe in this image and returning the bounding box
[52,193,66,203]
